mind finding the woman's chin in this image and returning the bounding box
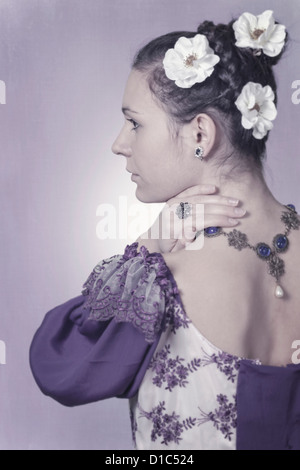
[135,192,153,203]
[134,189,167,204]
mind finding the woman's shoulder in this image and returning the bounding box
[30,242,179,407]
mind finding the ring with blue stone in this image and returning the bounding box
[273,233,289,253]
[204,226,222,237]
[286,204,296,212]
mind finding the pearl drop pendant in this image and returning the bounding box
[275,284,284,299]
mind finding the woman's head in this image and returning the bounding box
[112,68,212,203]
[133,16,288,162]
[112,12,288,202]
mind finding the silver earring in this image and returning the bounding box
[194,146,204,161]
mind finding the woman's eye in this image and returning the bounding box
[127,119,140,131]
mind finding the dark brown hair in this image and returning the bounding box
[132,19,288,170]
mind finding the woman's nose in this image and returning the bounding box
[111,128,132,157]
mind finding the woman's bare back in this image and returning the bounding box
[161,221,300,367]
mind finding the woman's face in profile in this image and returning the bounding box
[112,69,200,203]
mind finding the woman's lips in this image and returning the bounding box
[131,174,139,181]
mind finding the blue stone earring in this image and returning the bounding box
[194,146,204,160]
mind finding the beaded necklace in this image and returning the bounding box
[199,205,300,298]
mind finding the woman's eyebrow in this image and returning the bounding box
[122,106,141,115]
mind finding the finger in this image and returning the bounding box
[190,207,245,229]
[204,205,246,218]
[202,214,242,228]
[177,184,217,196]
[168,195,240,208]
[173,211,243,239]
[167,202,246,222]
[167,184,217,206]
[172,217,201,241]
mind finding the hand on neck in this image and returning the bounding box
[198,155,285,240]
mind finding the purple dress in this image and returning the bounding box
[30,242,300,450]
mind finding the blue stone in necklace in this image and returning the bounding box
[256,243,272,259]
[273,234,289,253]
[203,204,299,299]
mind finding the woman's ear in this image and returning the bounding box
[192,113,217,158]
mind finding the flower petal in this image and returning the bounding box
[196,54,220,70]
[233,10,286,58]
[252,128,265,139]
[252,116,274,139]
[270,24,286,44]
[235,12,258,34]
[236,38,258,49]
[260,117,274,131]
[257,10,274,30]
[174,36,194,56]
[175,74,198,88]
[163,51,185,80]
[262,85,275,101]
[242,115,256,129]
[174,47,193,62]
[235,81,277,139]
[233,13,259,50]
[192,34,209,53]
[163,33,219,88]
[262,24,286,57]
[262,43,283,57]
[259,101,277,120]
[163,49,182,66]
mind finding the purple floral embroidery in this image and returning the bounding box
[138,402,196,446]
[197,394,237,442]
[136,395,237,446]
[123,243,140,261]
[201,350,241,383]
[164,302,191,334]
[149,344,201,391]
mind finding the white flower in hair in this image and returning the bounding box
[235,82,277,139]
[233,10,286,57]
[163,34,220,88]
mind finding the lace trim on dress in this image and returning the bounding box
[80,243,179,343]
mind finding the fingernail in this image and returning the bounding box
[228,198,239,206]
[234,208,246,216]
[228,218,239,225]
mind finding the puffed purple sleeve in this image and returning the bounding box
[29,243,176,407]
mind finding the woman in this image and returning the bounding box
[30,11,300,450]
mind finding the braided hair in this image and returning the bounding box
[132,19,289,170]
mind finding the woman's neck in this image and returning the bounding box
[205,168,285,239]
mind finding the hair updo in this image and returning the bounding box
[132,18,289,171]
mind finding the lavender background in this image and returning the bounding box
[0,0,299,450]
